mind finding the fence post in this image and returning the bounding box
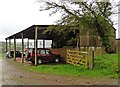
[89,49,94,69]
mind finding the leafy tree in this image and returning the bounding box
[39,0,116,53]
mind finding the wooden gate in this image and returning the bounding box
[66,50,90,68]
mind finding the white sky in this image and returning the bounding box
[0,0,61,41]
[0,0,119,42]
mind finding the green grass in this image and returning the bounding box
[0,53,5,59]
[23,54,118,79]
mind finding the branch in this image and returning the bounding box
[39,1,83,20]
[81,2,96,17]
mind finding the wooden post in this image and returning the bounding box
[89,49,94,69]
[43,39,45,48]
[91,50,94,69]
[9,39,11,58]
[9,39,11,52]
[14,37,16,61]
[35,27,38,66]
[34,39,35,48]
[51,40,53,48]
[5,38,8,52]
[21,33,24,63]
[27,38,29,48]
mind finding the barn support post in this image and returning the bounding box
[27,38,29,48]
[9,39,11,53]
[21,33,24,63]
[35,26,38,66]
[5,38,8,53]
[43,39,45,48]
[51,40,53,48]
[13,37,16,61]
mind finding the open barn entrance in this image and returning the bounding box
[5,25,55,65]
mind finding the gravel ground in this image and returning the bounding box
[1,58,119,86]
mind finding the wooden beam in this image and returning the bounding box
[14,37,16,61]
[35,27,38,66]
[21,33,24,63]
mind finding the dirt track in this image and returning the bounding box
[1,58,119,85]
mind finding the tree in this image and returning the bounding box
[38,0,116,53]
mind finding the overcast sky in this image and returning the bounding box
[0,0,119,42]
[0,0,62,41]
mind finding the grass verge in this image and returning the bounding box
[24,54,118,78]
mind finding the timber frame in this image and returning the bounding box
[5,25,54,66]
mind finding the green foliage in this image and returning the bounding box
[96,15,115,53]
[40,1,116,53]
